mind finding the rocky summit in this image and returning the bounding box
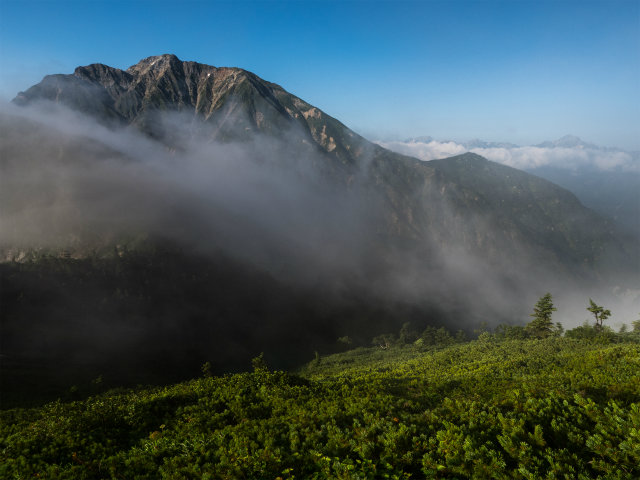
[15,54,376,170]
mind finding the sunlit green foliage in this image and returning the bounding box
[1,337,638,479]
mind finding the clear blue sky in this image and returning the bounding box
[1,0,638,149]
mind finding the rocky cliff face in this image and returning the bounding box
[15,54,377,170]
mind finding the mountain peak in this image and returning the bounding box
[537,135,595,149]
[12,55,375,168]
[558,134,582,142]
[126,53,187,75]
[452,151,488,162]
[553,135,585,147]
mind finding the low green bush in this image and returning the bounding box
[1,337,638,478]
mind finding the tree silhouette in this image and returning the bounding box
[587,299,611,330]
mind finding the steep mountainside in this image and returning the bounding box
[525,165,640,236]
[11,54,632,277]
[425,154,626,268]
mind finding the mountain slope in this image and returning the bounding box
[12,54,629,276]
[425,153,625,268]
[3,54,637,397]
[525,165,640,237]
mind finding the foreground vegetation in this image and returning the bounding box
[2,335,639,479]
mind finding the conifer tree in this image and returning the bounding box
[251,352,268,371]
[527,293,556,338]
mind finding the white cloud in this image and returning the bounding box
[376,139,467,162]
[377,139,639,172]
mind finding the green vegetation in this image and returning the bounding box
[2,333,639,479]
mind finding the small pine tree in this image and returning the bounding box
[527,293,557,338]
[587,299,611,330]
[201,361,213,378]
[632,317,640,333]
[251,352,268,372]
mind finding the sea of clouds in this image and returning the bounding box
[376,137,639,172]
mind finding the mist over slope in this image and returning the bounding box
[2,54,638,394]
[10,54,633,276]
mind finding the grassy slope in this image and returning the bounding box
[1,337,639,479]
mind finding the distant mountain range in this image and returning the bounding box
[535,134,599,149]
[404,133,636,152]
[2,54,637,391]
[407,136,521,150]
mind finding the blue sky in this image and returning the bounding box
[1,0,638,149]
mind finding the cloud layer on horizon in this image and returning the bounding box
[377,138,639,172]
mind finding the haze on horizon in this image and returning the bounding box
[0,0,638,151]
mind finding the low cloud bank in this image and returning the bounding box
[377,138,639,172]
[1,101,637,334]
[0,101,373,285]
